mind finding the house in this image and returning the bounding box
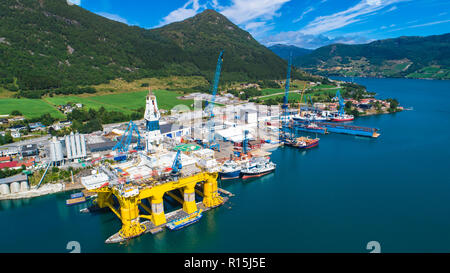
[11,131,21,139]
[29,122,46,132]
[0,118,8,125]
[8,124,26,132]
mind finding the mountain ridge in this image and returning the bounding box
[290,33,450,79]
[0,1,289,94]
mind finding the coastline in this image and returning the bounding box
[0,181,84,201]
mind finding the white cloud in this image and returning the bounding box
[96,12,129,24]
[156,0,206,27]
[67,0,81,6]
[293,6,315,23]
[220,0,291,25]
[300,0,408,35]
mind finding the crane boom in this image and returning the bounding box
[205,50,224,117]
[282,54,292,110]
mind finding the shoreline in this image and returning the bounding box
[0,181,84,201]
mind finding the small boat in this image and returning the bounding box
[330,114,354,122]
[70,192,84,199]
[66,196,86,206]
[241,158,276,179]
[167,210,203,231]
[219,160,241,180]
[294,137,319,149]
[293,113,328,122]
[296,123,327,134]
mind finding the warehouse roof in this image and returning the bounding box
[0,174,28,185]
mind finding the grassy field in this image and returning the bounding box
[0,98,65,119]
[1,89,194,119]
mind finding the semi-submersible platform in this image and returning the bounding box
[81,149,226,243]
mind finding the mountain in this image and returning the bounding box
[0,0,287,94]
[268,44,313,60]
[295,34,450,79]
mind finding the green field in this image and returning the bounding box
[260,89,337,102]
[0,90,194,119]
[0,98,65,119]
[261,88,284,95]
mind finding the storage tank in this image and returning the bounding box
[65,135,72,159]
[10,182,20,193]
[20,181,29,192]
[0,184,10,195]
[70,133,76,159]
[49,137,64,163]
[75,133,82,158]
[80,134,87,157]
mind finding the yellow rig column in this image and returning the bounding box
[118,195,146,239]
[202,173,224,208]
[183,183,198,214]
[151,193,166,226]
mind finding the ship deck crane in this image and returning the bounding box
[204,50,224,151]
[113,120,143,153]
[171,150,182,176]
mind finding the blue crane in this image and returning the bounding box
[171,150,182,176]
[335,90,345,116]
[243,130,249,155]
[112,120,143,153]
[204,50,224,151]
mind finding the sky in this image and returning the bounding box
[68,0,450,49]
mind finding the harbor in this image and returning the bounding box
[1,77,449,252]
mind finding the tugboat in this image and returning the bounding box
[296,123,327,134]
[294,137,319,149]
[167,210,203,231]
[241,157,276,179]
[219,160,242,180]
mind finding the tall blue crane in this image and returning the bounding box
[205,50,224,151]
[335,90,345,116]
[280,53,292,142]
[113,120,143,153]
[171,150,182,176]
[243,130,249,155]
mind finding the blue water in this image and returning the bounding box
[1,77,449,253]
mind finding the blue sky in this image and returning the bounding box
[68,0,450,49]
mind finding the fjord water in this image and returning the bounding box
[1,77,449,253]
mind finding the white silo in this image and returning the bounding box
[0,184,10,195]
[81,134,87,157]
[20,181,29,192]
[65,135,72,159]
[75,133,82,158]
[49,136,64,163]
[10,182,20,193]
[70,133,76,159]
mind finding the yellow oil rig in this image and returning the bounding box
[82,148,226,243]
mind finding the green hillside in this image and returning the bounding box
[294,33,450,79]
[0,0,288,96]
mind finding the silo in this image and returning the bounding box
[20,181,29,192]
[80,134,87,157]
[65,135,72,159]
[0,184,10,195]
[75,133,82,158]
[49,137,64,163]
[10,182,20,193]
[70,133,77,159]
